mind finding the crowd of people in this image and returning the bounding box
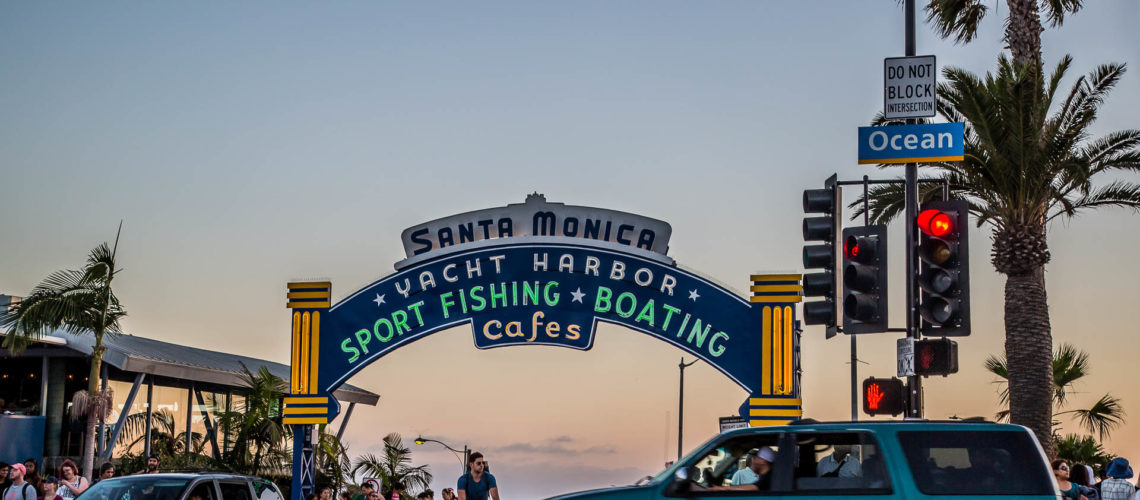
[337,451,499,500]
[0,458,112,500]
[1053,457,1139,500]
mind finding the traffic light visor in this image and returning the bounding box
[918,209,954,237]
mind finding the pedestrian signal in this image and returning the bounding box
[913,338,959,376]
[862,377,905,416]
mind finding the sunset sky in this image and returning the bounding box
[2,2,1138,498]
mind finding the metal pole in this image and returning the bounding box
[851,176,872,420]
[677,357,697,459]
[144,377,153,458]
[904,0,924,418]
[185,382,194,455]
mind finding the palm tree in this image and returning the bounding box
[985,343,1126,440]
[315,424,352,492]
[214,364,291,477]
[924,0,1084,67]
[352,433,432,497]
[854,56,1140,456]
[1,232,126,479]
[118,408,209,459]
[1054,433,1115,477]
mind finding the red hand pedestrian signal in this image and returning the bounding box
[866,383,884,410]
[862,377,905,416]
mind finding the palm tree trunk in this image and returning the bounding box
[1005,0,1043,67]
[1004,266,1054,457]
[81,340,107,481]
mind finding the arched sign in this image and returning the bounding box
[282,195,802,499]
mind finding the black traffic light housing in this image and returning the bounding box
[802,174,842,338]
[913,338,959,376]
[917,199,971,336]
[862,377,906,416]
[842,225,888,334]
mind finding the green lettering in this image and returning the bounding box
[469,286,486,311]
[594,286,612,313]
[544,281,560,306]
[523,281,540,306]
[662,304,680,331]
[407,300,425,326]
[374,318,395,342]
[490,283,508,308]
[686,319,712,348]
[342,337,361,363]
[615,292,637,318]
[709,331,729,357]
[392,310,410,335]
[439,292,455,319]
[354,328,372,354]
[634,299,656,326]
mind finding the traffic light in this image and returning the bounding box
[862,377,906,416]
[916,199,971,336]
[802,174,841,338]
[913,338,959,376]
[841,225,888,333]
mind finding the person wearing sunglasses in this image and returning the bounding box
[457,452,499,500]
[1052,460,1086,500]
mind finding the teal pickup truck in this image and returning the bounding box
[548,420,1058,499]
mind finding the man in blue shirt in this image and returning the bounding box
[457,452,499,500]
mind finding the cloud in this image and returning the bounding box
[488,436,616,457]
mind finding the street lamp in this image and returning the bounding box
[414,436,469,474]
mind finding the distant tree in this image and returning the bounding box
[214,364,291,476]
[352,434,432,497]
[1054,433,1115,478]
[1,233,126,480]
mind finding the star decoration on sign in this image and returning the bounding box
[688,289,700,301]
[571,287,586,303]
[373,293,386,306]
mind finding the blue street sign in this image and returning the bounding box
[858,122,964,164]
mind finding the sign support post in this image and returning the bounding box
[903,0,924,419]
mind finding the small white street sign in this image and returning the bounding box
[884,55,937,120]
[897,338,915,377]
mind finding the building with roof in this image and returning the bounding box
[0,294,378,469]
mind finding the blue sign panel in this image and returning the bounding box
[322,242,765,397]
[858,122,964,164]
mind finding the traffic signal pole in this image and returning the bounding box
[904,0,924,418]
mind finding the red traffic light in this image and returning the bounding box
[844,236,860,260]
[918,209,954,237]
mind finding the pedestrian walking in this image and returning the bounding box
[41,476,61,500]
[1101,458,1136,500]
[55,460,88,500]
[457,452,499,500]
[1071,463,1100,500]
[94,463,115,485]
[1,463,37,500]
[21,459,41,495]
[1053,460,1084,500]
[0,463,10,493]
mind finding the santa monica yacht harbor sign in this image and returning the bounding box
[281,194,802,499]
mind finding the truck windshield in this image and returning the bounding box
[898,430,1055,495]
[78,476,192,500]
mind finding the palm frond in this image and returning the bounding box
[1060,394,1126,441]
[924,0,988,44]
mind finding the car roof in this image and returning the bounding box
[721,419,1027,436]
[99,473,261,480]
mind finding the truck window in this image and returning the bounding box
[898,430,1055,495]
[688,433,781,491]
[789,432,891,494]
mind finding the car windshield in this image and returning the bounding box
[78,476,192,500]
[898,430,1056,495]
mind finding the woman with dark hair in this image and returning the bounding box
[1053,459,1086,500]
[1071,464,1100,500]
[94,463,115,484]
[55,460,88,500]
[22,459,42,494]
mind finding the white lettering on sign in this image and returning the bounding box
[884,55,937,120]
[868,130,955,152]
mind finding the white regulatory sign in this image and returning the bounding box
[897,338,915,377]
[884,55,936,120]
